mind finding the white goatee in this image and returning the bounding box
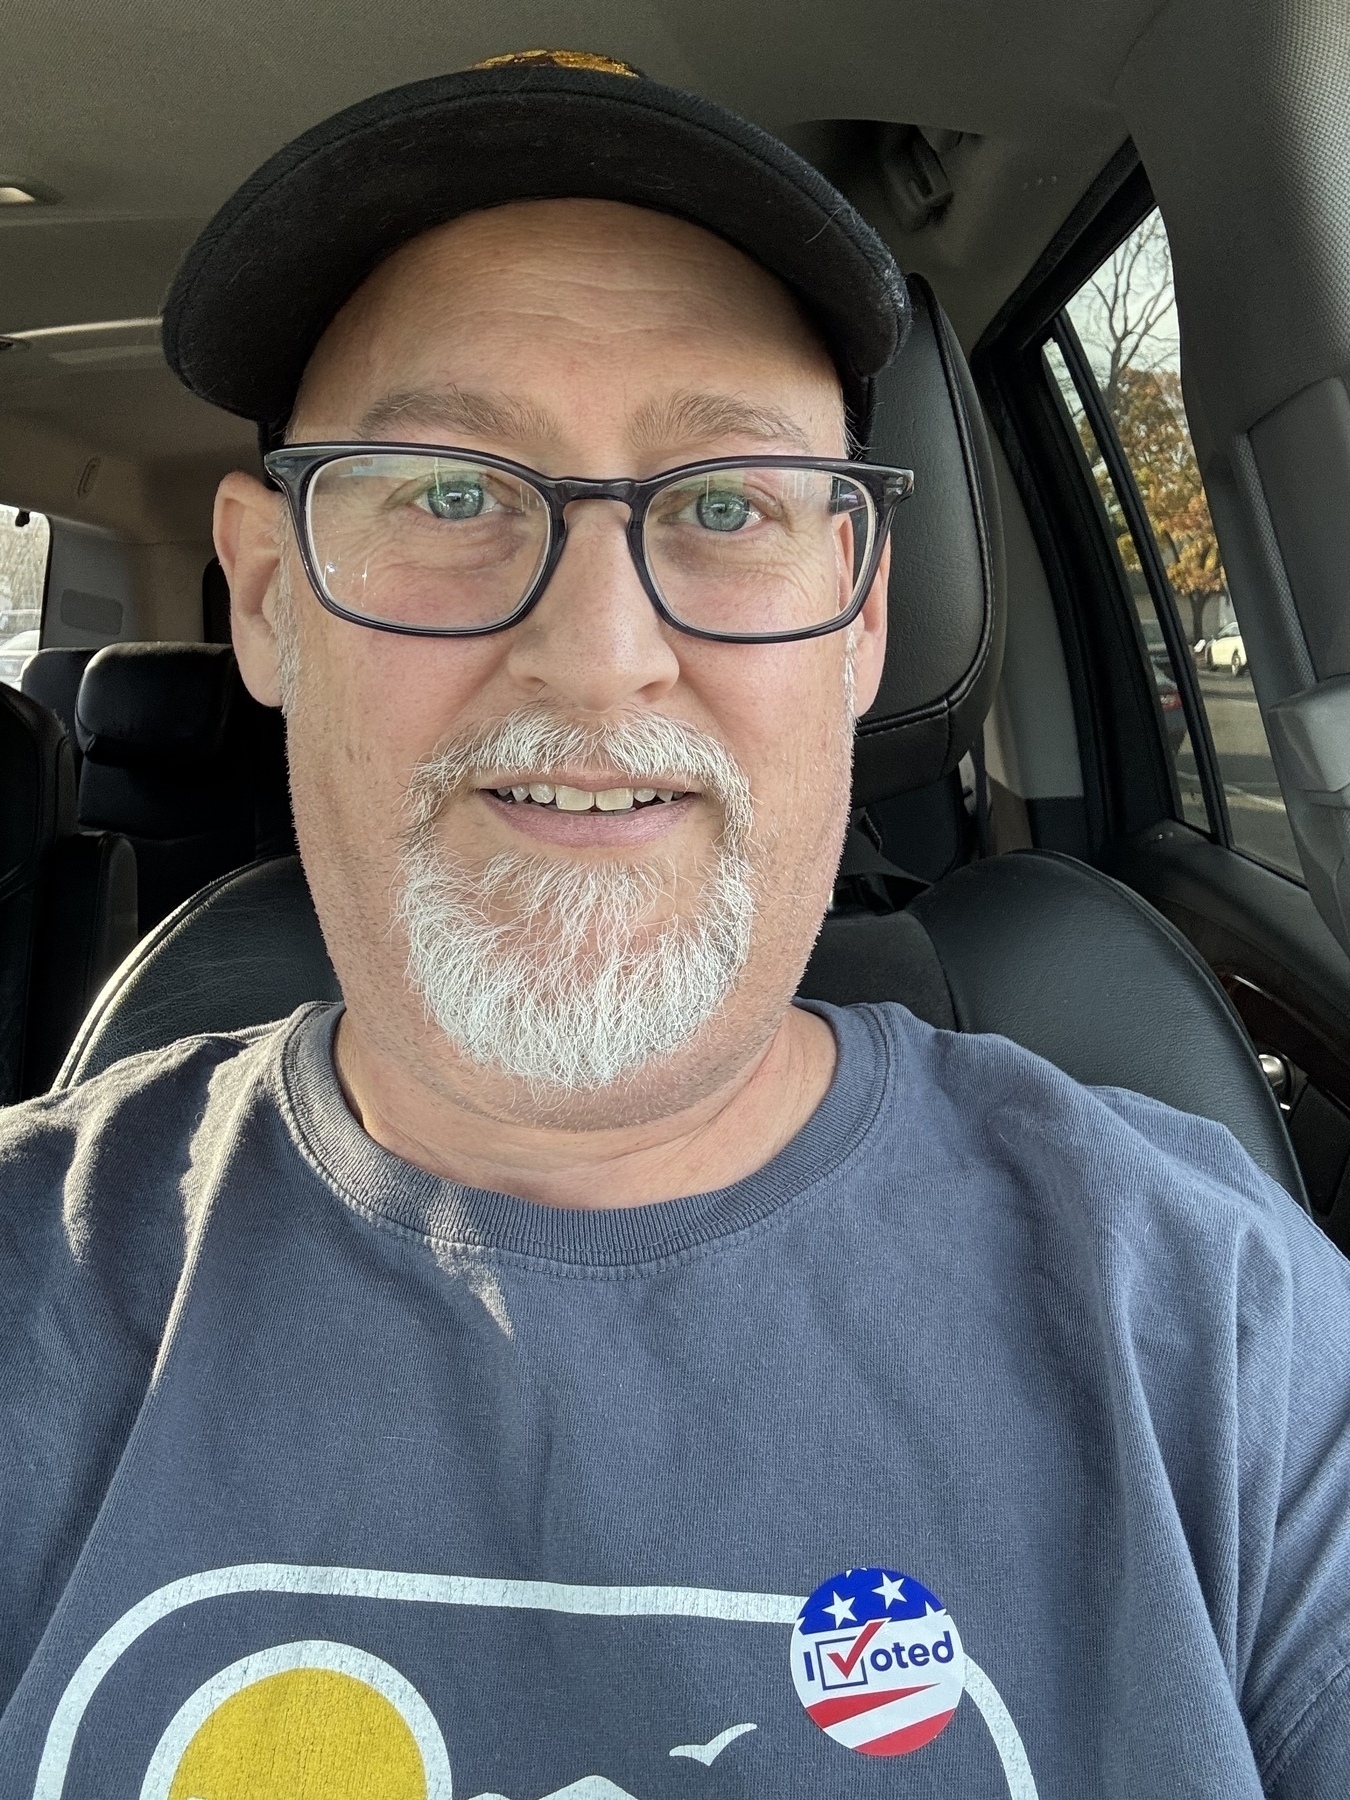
[395,710,756,1094]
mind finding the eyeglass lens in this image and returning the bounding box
[303,453,876,636]
[306,454,552,632]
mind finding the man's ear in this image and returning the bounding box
[214,471,288,708]
[848,538,890,718]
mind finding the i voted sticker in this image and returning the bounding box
[791,1566,966,1756]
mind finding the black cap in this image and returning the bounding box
[162,52,910,448]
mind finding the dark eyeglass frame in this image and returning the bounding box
[264,443,915,645]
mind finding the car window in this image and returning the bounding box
[0,503,50,689]
[1054,211,1301,881]
[1042,336,1206,834]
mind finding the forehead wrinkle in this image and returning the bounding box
[353,386,563,446]
[629,389,816,455]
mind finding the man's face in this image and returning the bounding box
[218,198,888,1126]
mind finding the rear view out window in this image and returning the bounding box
[1044,335,1207,836]
[0,502,50,689]
[1049,211,1301,880]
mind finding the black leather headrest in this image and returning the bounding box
[855,275,1006,806]
[21,647,95,751]
[75,642,243,767]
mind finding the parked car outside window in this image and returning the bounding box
[0,627,38,688]
[1205,619,1247,677]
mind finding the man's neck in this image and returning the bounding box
[331,1004,838,1208]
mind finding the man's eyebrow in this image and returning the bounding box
[353,387,562,444]
[630,390,815,454]
[350,386,817,456]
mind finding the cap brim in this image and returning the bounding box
[162,64,909,441]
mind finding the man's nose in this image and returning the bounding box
[503,500,682,709]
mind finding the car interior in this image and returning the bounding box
[2,0,1348,1249]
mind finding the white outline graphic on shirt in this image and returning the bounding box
[31,1564,1038,1800]
[668,1720,758,1763]
[137,1638,453,1798]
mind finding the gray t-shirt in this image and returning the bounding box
[0,1001,1346,1798]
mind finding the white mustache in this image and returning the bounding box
[404,709,754,848]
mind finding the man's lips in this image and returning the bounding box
[479,790,700,847]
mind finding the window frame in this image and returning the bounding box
[972,150,1235,862]
[1047,309,1232,848]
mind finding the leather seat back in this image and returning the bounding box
[0,682,137,1102]
[836,275,1005,883]
[58,856,339,1084]
[21,648,95,775]
[56,849,1304,1204]
[801,852,1305,1200]
[0,684,70,1101]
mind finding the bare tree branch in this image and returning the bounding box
[1073,212,1177,410]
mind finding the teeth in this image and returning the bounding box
[490,780,687,810]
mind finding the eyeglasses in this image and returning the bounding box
[264,444,914,644]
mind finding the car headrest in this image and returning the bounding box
[854,275,1006,806]
[21,647,96,750]
[75,642,243,768]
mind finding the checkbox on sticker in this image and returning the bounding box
[815,1628,875,1690]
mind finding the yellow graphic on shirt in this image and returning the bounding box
[165,1666,424,1799]
[140,1640,453,1800]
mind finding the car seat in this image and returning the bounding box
[0,682,137,1101]
[73,641,293,931]
[49,279,1306,1205]
[21,647,96,777]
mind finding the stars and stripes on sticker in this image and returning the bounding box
[789,1567,966,1756]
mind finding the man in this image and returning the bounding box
[1,53,1346,1800]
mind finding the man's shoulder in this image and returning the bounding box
[0,1014,301,1216]
[2,1013,290,1122]
[854,1000,1350,1435]
[860,998,1331,1267]
[0,1011,314,1380]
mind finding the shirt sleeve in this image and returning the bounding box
[1243,1200,1350,1796]
[0,1037,243,1711]
[1091,1082,1350,1795]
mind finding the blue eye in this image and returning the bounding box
[695,489,752,531]
[424,479,486,520]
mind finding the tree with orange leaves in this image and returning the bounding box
[1103,366,1226,644]
[1067,212,1228,645]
